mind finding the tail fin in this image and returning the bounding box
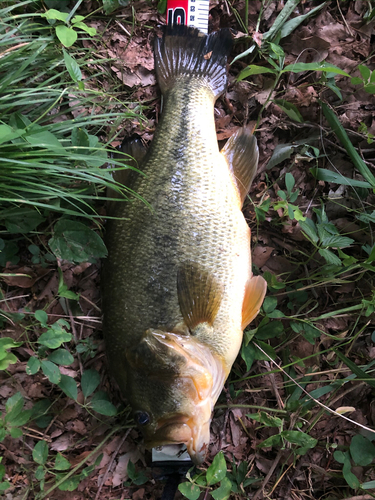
[154,26,232,97]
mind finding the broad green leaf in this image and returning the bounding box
[5,392,24,416]
[47,349,74,366]
[267,142,298,169]
[127,460,148,485]
[35,310,48,327]
[281,431,317,449]
[26,356,41,375]
[321,235,354,249]
[237,65,276,81]
[310,167,372,188]
[0,352,18,370]
[362,480,375,490]
[334,450,346,464]
[58,375,78,400]
[25,129,64,150]
[283,61,350,76]
[63,51,82,82]
[90,399,117,416]
[359,65,371,82]
[54,453,71,471]
[10,427,23,438]
[33,440,49,465]
[81,369,100,398]
[35,465,45,481]
[274,100,303,123]
[4,208,45,234]
[285,172,295,194]
[55,25,78,48]
[0,337,22,350]
[72,21,96,36]
[254,341,277,360]
[256,321,284,340]
[343,453,360,489]
[322,103,375,188]
[49,220,107,263]
[37,329,72,349]
[57,474,81,491]
[299,218,318,243]
[259,434,282,447]
[211,477,233,500]
[247,412,283,428]
[178,482,201,500]
[0,481,10,491]
[10,409,33,427]
[41,9,69,22]
[350,434,375,466]
[206,452,227,485]
[263,297,278,314]
[318,248,342,266]
[41,360,61,384]
[241,343,257,371]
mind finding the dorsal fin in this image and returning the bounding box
[177,262,224,331]
[220,128,259,206]
[241,275,267,330]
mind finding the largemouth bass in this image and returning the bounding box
[102,26,267,464]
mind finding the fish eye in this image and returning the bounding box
[135,411,150,426]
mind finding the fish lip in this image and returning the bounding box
[145,415,210,465]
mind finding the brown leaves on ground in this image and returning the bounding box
[1,1,375,499]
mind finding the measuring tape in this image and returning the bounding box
[166,0,210,34]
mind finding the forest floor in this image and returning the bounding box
[1,1,375,499]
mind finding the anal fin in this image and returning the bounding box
[177,263,223,331]
[241,275,267,330]
[220,128,259,205]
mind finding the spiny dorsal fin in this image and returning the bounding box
[241,275,267,330]
[220,128,259,206]
[177,262,223,331]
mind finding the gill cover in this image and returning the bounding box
[127,329,227,464]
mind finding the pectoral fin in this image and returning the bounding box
[177,263,223,331]
[241,275,267,330]
[111,135,147,186]
[220,128,259,205]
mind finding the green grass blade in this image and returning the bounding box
[335,350,375,389]
[322,102,375,188]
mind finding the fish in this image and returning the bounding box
[102,26,267,464]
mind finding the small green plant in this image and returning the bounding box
[351,65,375,94]
[41,9,96,48]
[0,457,10,493]
[179,452,234,500]
[299,206,355,267]
[0,337,22,370]
[334,434,375,490]
[273,172,305,221]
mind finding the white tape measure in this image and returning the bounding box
[166,0,210,34]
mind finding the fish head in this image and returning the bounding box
[125,329,227,464]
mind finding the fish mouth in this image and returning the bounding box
[145,409,211,465]
[142,330,229,464]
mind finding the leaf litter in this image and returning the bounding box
[1,0,375,499]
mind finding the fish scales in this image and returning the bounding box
[102,26,266,464]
